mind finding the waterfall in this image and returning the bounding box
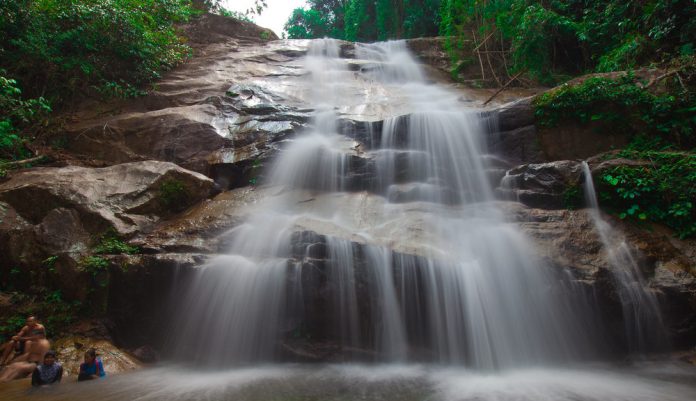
[168,39,598,369]
[581,161,668,353]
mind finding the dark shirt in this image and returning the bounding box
[31,363,63,386]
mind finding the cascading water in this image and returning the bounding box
[581,161,668,353]
[168,39,597,369]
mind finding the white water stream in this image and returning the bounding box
[168,40,596,368]
[581,161,668,352]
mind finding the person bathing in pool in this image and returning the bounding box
[31,350,63,387]
[78,348,106,381]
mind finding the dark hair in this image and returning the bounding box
[44,350,56,359]
[85,348,97,358]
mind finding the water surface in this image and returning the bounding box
[3,362,696,401]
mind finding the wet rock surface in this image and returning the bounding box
[0,161,214,300]
[497,160,583,209]
[0,161,214,236]
[54,336,141,378]
[505,202,696,349]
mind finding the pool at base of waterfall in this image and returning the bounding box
[3,362,696,400]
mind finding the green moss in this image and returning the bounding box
[41,255,58,273]
[563,185,582,210]
[93,229,139,255]
[159,178,191,212]
[80,256,109,277]
[533,72,695,149]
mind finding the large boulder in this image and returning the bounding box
[0,161,214,236]
[505,202,696,349]
[497,160,583,209]
[181,13,278,46]
[52,320,142,377]
[537,124,631,161]
[0,161,214,298]
[484,97,545,164]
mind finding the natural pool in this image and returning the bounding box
[2,362,696,401]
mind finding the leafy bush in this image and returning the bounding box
[599,151,695,238]
[80,256,110,276]
[0,290,82,342]
[0,0,196,105]
[218,7,253,23]
[0,72,50,160]
[439,0,696,82]
[534,73,695,149]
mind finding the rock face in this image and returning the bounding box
[181,12,278,45]
[484,97,545,165]
[55,337,141,377]
[507,202,696,349]
[537,124,631,161]
[54,14,312,190]
[498,160,583,209]
[0,161,214,299]
[0,161,214,236]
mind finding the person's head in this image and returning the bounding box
[84,348,97,364]
[43,350,56,366]
[26,316,37,327]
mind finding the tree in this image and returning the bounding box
[285,8,331,39]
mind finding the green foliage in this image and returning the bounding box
[203,0,266,18]
[534,73,695,149]
[0,290,82,342]
[159,178,190,211]
[79,255,111,289]
[599,151,695,238]
[285,0,440,41]
[95,80,147,99]
[0,0,197,106]
[93,229,140,255]
[42,255,59,273]
[563,185,582,210]
[440,0,696,82]
[0,72,51,160]
[285,7,332,39]
[80,256,110,277]
[0,315,26,342]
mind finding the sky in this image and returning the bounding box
[223,0,308,38]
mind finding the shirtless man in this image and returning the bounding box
[0,316,48,365]
[0,316,50,382]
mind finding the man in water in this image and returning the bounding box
[31,350,62,386]
[0,316,47,366]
